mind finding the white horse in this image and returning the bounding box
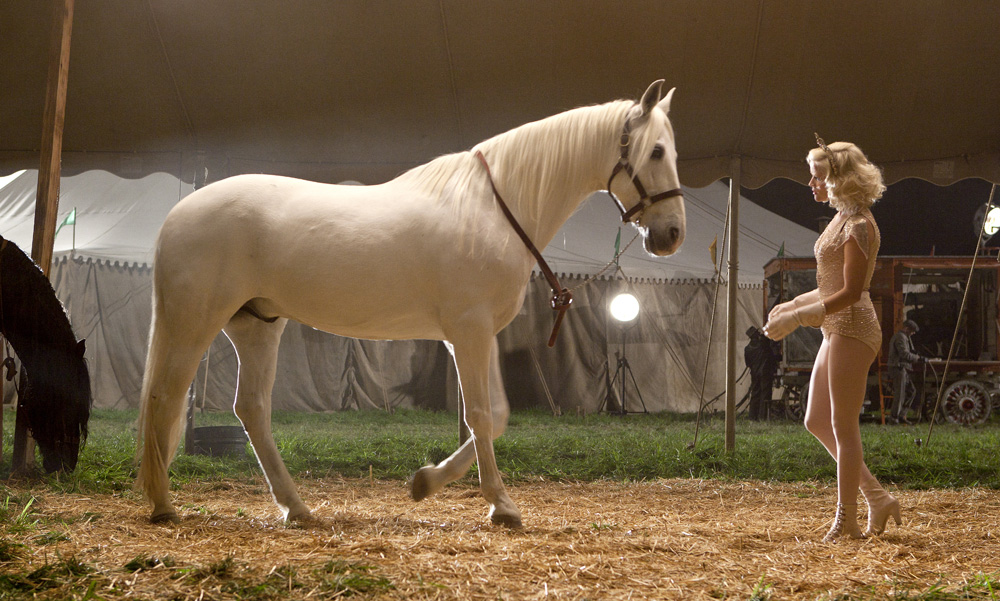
[136,80,685,528]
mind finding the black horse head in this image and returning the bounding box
[0,236,92,472]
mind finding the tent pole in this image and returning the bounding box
[31,0,74,276]
[14,0,75,475]
[725,157,741,453]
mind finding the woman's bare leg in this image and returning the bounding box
[825,335,876,507]
[804,337,886,502]
[804,335,896,538]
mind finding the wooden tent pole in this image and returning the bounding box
[725,157,741,453]
[12,0,75,474]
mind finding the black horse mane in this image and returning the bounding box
[0,235,91,472]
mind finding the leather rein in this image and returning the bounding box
[474,109,683,347]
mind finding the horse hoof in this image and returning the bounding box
[285,509,316,525]
[409,466,434,502]
[150,511,180,525]
[490,511,523,529]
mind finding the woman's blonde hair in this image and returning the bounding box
[807,141,885,213]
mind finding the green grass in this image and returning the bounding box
[3,407,998,493]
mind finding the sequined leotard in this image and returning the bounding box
[814,208,882,354]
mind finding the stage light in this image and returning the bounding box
[600,290,648,415]
[973,203,1000,239]
[986,207,1000,236]
[609,292,640,322]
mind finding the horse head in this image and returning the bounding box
[30,338,92,473]
[609,80,686,257]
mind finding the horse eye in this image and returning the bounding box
[651,145,665,160]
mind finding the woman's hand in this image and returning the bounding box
[764,299,826,340]
[768,299,795,322]
[767,289,821,323]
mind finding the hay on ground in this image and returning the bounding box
[1,478,998,600]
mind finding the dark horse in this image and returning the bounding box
[0,235,91,472]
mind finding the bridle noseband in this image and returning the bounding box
[607,109,684,223]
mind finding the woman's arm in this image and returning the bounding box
[820,221,873,315]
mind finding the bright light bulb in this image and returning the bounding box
[609,293,640,322]
[986,207,1000,236]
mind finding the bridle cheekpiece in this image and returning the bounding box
[607,106,684,222]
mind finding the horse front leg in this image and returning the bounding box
[224,315,311,522]
[411,337,510,500]
[448,330,520,527]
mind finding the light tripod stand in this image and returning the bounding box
[601,323,649,415]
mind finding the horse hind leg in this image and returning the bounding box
[223,312,311,522]
[414,335,519,527]
[411,337,510,501]
[136,320,219,523]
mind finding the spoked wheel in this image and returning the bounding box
[781,384,808,421]
[941,379,992,425]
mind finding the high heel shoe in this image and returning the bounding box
[865,495,901,536]
[822,503,865,542]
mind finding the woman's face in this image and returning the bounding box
[809,161,829,203]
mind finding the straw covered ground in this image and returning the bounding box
[2,477,998,600]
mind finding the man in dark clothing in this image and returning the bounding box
[888,319,923,424]
[744,326,779,421]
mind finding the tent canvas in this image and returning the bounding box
[3,1,997,187]
[0,170,816,414]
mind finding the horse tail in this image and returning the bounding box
[134,292,163,497]
[134,282,190,505]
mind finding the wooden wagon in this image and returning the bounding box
[762,255,1000,425]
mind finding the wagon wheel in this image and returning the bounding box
[781,383,808,421]
[940,379,992,426]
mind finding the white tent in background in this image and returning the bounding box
[0,170,817,414]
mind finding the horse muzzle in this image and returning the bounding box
[644,222,685,256]
[641,200,686,256]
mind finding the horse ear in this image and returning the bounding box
[76,339,86,357]
[658,87,676,115]
[639,79,666,116]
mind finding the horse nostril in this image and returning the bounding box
[668,226,680,244]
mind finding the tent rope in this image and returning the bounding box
[924,183,998,446]
[567,230,641,295]
[689,199,732,449]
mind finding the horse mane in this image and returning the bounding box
[395,98,669,231]
[397,100,673,255]
[0,235,92,471]
[472,101,633,222]
[0,236,79,354]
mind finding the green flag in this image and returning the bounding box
[777,241,785,257]
[55,208,76,236]
[614,228,621,256]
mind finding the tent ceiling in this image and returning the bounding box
[2,1,998,188]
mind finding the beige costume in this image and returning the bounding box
[815,208,881,355]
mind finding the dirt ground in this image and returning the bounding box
[2,477,999,600]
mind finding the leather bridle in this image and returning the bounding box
[474,108,682,346]
[607,109,684,223]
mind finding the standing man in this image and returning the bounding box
[744,326,779,420]
[888,319,923,424]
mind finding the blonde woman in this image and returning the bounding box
[764,136,900,541]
